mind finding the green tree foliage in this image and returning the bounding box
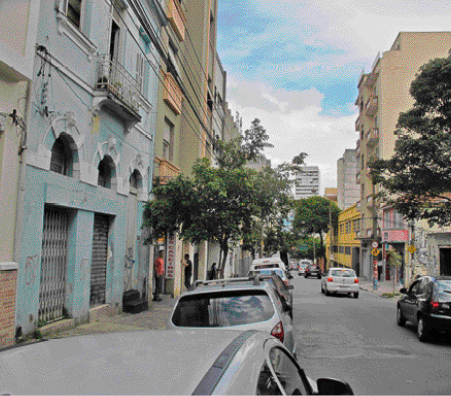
[370,53,451,226]
[292,197,340,262]
[143,119,299,272]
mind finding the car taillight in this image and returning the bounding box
[354,278,359,283]
[430,299,440,310]
[283,280,290,287]
[327,277,333,282]
[271,321,284,343]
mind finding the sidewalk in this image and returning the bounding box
[46,294,176,339]
[359,278,403,303]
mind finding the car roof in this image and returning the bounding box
[328,267,354,271]
[0,329,263,395]
[185,277,275,296]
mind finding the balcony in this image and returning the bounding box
[93,55,142,132]
[355,116,361,131]
[167,0,186,41]
[356,139,361,151]
[153,157,181,186]
[365,72,378,87]
[366,128,379,148]
[365,96,378,116]
[163,72,184,115]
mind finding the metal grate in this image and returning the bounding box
[39,206,69,324]
[90,214,110,306]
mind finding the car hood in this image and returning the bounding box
[0,330,241,395]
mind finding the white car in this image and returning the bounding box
[321,267,360,298]
[298,264,308,275]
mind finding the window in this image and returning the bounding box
[163,118,174,162]
[129,169,141,195]
[66,0,82,28]
[98,156,112,188]
[136,53,145,94]
[345,247,351,255]
[50,136,73,177]
[268,347,309,395]
[171,290,275,327]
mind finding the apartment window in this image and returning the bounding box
[50,136,73,177]
[98,156,113,189]
[361,184,365,201]
[361,214,365,230]
[163,118,174,162]
[136,53,145,94]
[130,169,141,195]
[66,0,82,28]
[167,40,180,77]
[345,247,351,255]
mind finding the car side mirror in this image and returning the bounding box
[287,285,294,290]
[317,378,354,395]
[399,288,407,294]
[283,301,293,312]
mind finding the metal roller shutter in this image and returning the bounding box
[90,213,110,306]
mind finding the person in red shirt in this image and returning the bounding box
[153,250,165,301]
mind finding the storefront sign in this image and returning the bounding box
[166,235,176,279]
[381,230,408,243]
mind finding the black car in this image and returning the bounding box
[397,276,451,342]
[305,265,321,279]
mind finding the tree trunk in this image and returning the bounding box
[219,241,229,279]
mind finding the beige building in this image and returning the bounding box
[355,32,451,281]
[324,187,338,204]
[337,149,359,210]
[0,1,41,267]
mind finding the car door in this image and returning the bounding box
[401,281,421,322]
[411,278,430,325]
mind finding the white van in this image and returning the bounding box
[250,257,287,273]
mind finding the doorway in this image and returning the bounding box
[440,248,451,276]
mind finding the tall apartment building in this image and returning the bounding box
[355,32,451,280]
[337,149,359,210]
[294,166,320,200]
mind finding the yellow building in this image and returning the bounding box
[0,1,40,267]
[355,32,451,280]
[326,204,361,273]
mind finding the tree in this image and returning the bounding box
[370,53,451,226]
[292,152,308,166]
[292,197,340,263]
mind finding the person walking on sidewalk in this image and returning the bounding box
[208,262,217,280]
[153,250,165,301]
[182,254,192,290]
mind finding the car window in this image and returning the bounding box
[331,270,356,277]
[434,280,451,301]
[256,362,283,395]
[416,278,430,299]
[268,347,309,395]
[171,290,275,327]
[409,281,421,295]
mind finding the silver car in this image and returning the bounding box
[167,277,297,356]
[0,329,354,395]
[321,267,360,298]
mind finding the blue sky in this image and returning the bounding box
[216,0,451,193]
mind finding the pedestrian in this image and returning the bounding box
[208,263,217,280]
[153,250,164,302]
[181,253,192,290]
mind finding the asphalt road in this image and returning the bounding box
[290,275,451,395]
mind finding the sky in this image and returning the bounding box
[216,0,451,194]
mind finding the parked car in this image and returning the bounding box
[250,270,294,318]
[305,264,322,279]
[397,275,451,342]
[298,264,309,275]
[321,268,359,298]
[167,277,296,356]
[250,257,292,281]
[0,329,355,395]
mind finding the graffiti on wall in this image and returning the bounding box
[123,248,136,290]
[25,255,38,285]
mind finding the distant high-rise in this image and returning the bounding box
[324,188,338,203]
[337,149,359,209]
[294,166,320,200]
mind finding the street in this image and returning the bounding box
[291,275,451,395]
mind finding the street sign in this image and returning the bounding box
[372,241,378,249]
[371,248,380,256]
[408,245,416,254]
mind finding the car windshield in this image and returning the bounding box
[253,269,285,279]
[255,264,279,269]
[433,280,451,301]
[331,270,356,277]
[171,290,275,327]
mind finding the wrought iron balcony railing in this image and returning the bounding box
[95,55,141,113]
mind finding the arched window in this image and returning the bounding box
[129,169,141,195]
[98,156,112,188]
[50,136,73,176]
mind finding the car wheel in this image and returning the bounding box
[417,316,430,342]
[325,287,331,296]
[353,292,359,299]
[317,275,321,279]
[396,306,406,327]
[305,274,308,278]
[321,284,324,293]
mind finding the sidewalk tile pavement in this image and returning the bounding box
[359,278,404,303]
